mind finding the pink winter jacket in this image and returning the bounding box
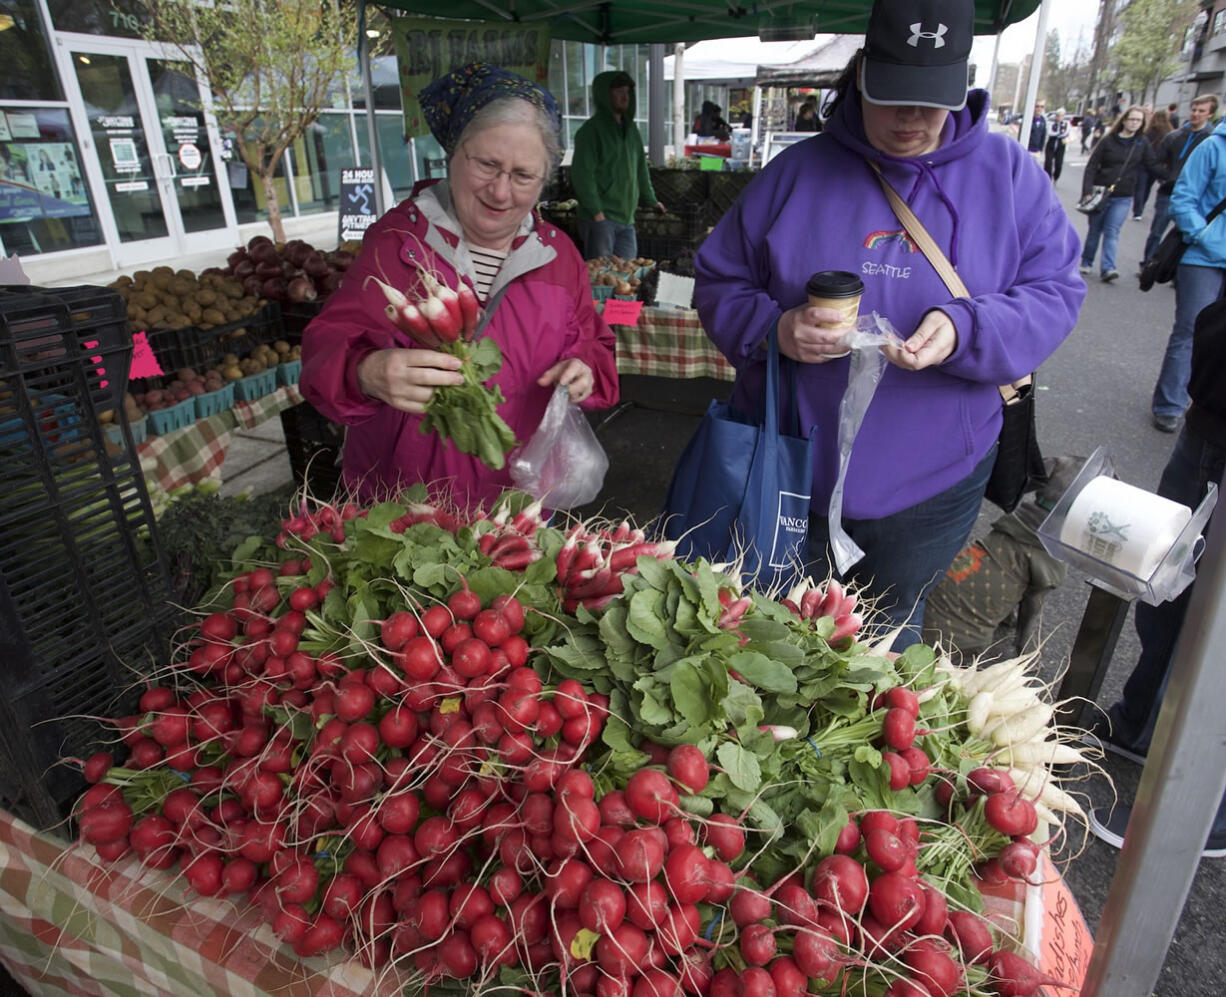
[299,184,619,509]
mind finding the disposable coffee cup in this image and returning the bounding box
[806,270,865,329]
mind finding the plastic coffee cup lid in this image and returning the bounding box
[806,270,865,299]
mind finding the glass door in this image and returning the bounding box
[58,37,236,267]
[69,48,175,264]
[144,57,229,236]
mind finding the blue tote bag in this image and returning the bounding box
[661,329,817,589]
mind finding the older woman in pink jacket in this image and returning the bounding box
[299,64,618,508]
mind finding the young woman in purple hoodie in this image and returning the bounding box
[693,0,1085,649]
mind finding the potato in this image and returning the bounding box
[97,408,115,424]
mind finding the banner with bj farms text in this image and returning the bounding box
[390,16,551,141]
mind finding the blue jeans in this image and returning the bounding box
[1081,196,1132,275]
[806,447,996,650]
[1133,166,1154,217]
[1144,191,1172,262]
[1109,427,1226,833]
[1152,264,1226,419]
[579,218,637,260]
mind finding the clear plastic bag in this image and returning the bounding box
[509,384,609,509]
[828,312,905,574]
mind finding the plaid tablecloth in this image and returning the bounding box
[136,384,303,493]
[611,306,736,382]
[0,809,401,996]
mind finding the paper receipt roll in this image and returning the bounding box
[1060,475,1193,579]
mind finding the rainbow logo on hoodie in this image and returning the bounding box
[863,229,918,253]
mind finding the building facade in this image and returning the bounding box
[0,1,677,283]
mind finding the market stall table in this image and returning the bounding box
[609,305,735,382]
[137,384,304,493]
[0,808,402,997]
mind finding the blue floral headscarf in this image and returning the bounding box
[420,63,562,163]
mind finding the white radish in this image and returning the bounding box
[997,741,1089,768]
[959,653,1039,700]
[985,702,1056,748]
[966,691,995,736]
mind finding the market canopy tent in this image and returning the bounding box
[661,37,842,84]
[754,33,862,87]
[363,0,1041,45]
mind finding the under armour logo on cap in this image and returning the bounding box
[860,0,973,110]
[908,23,949,48]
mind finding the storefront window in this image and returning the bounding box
[0,108,102,255]
[292,112,354,214]
[355,114,415,202]
[224,126,291,225]
[351,56,403,111]
[46,0,148,39]
[0,0,61,101]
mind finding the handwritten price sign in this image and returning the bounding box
[129,330,164,379]
[1038,854,1092,993]
[601,298,643,326]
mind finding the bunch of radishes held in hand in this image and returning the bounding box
[366,260,517,470]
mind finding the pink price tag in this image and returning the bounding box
[130,330,165,379]
[602,298,643,326]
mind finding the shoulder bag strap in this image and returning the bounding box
[866,159,968,297]
[867,159,1028,403]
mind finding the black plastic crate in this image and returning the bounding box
[649,167,710,210]
[0,285,176,831]
[707,170,755,221]
[280,400,345,499]
[281,299,325,346]
[143,300,284,374]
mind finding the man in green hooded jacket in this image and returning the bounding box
[571,70,665,260]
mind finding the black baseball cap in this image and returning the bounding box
[859,0,973,111]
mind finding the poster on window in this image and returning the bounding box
[0,142,91,223]
[389,16,550,140]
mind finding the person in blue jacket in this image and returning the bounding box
[691,0,1085,648]
[1152,116,1226,433]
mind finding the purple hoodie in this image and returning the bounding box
[694,89,1085,519]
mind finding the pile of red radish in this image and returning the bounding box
[69,491,1079,997]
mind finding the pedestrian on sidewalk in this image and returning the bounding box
[1133,107,1173,220]
[1088,295,1226,858]
[1043,107,1070,181]
[1080,106,1152,283]
[1026,99,1047,165]
[1144,93,1218,264]
[1152,111,1226,432]
[1079,108,1096,155]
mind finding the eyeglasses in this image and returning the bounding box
[463,151,542,190]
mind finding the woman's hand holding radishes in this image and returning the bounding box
[364,270,517,470]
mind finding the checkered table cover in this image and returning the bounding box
[611,306,736,382]
[0,808,403,996]
[136,384,304,493]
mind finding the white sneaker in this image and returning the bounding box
[1078,264,1092,276]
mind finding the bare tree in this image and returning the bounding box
[137,0,359,241]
